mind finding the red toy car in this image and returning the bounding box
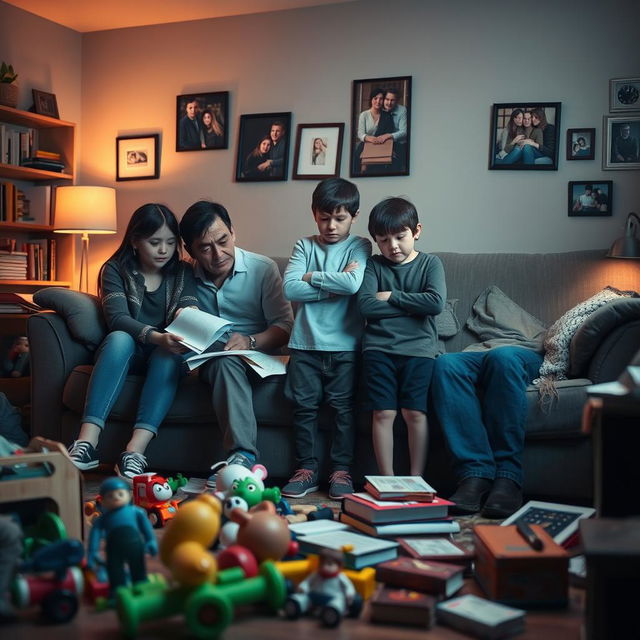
[132,473,180,528]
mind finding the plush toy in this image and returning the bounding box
[213,463,268,498]
[231,477,281,509]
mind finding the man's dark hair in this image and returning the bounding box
[180,200,232,253]
[368,197,419,238]
[312,178,360,216]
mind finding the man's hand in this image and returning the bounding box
[376,291,392,301]
[224,332,252,351]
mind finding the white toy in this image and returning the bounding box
[218,495,248,548]
[213,463,268,499]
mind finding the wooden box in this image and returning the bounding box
[473,524,568,607]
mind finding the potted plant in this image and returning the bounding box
[0,62,19,108]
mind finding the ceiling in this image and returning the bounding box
[3,0,355,32]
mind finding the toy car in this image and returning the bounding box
[132,473,180,528]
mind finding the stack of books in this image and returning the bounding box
[20,157,66,172]
[0,292,40,314]
[340,475,460,537]
[0,250,28,280]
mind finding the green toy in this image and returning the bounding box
[231,477,281,509]
[166,473,188,494]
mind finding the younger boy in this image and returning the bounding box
[282,178,372,499]
[358,197,446,476]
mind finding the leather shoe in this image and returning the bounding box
[481,478,523,519]
[447,477,493,514]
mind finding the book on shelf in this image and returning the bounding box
[20,158,66,172]
[343,492,452,523]
[375,556,465,597]
[0,292,40,314]
[339,511,460,537]
[18,185,52,225]
[436,594,526,639]
[397,536,474,568]
[33,149,61,161]
[295,529,399,570]
[369,585,437,629]
[363,475,436,501]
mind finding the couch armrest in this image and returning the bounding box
[586,320,640,383]
[27,312,94,441]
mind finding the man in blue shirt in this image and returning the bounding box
[179,201,293,487]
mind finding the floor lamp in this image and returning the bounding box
[54,186,117,292]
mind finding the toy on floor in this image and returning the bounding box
[285,503,335,525]
[284,547,362,628]
[132,473,180,528]
[87,477,158,595]
[0,515,22,623]
[213,462,268,498]
[166,473,188,493]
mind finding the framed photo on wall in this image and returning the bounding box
[32,89,59,119]
[176,91,229,152]
[602,115,640,170]
[292,123,344,180]
[350,75,411,178]
[116,134,160,181]
[235,112,292,182]
[568,181,612,217]
[566,128,595,160]
[609,77,640,112]
[489,102,561,170]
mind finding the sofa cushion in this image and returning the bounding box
[435,298,460,338]
[33,287,107,351]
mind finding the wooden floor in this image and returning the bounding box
[5,471,586,639]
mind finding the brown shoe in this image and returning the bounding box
[481,478,523,519]
[448,477,493,514]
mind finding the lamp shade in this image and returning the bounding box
[607,212,640,259]
[54,186,117,234]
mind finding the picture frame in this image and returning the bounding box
[566,128,595,161]
[116,134,160,181]
[292,123,344,180]
[489,102,561,170]
[609,77,640,112]
[32,89,59,119]
[568,180,612,217]
[602,115,640,170]
[235,112,292,182]
[350,75,411,178]
[176,91,229,152]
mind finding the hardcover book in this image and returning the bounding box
[375,556,464,597]
[363,475,436,501]
[296,530,398,570]
[369,586,437,628]
[397,536,474,568]
[436,594,526,639]
[343,492,452,523]
[340,512,460,537]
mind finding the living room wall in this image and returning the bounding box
[2,0,639,288]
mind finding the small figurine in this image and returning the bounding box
[2,336,29,378]
[284,548,362,628]
[132,473,180,528]
[87,477,158,594]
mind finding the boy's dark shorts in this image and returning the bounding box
[363,349,435,412]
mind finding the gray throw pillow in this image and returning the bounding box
[33,287,107,350]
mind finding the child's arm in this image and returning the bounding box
[283,239,331,303]
[387,256,447,316]
[306,238,372,296]
[357,259,407,319]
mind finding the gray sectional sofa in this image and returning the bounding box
[28,249,640,503]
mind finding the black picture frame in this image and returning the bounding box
[32,89,59,119]
[566,128,595,161]
[568,180,612,217]
[292,123,344,180]
[176,91,229,152]
[602,115,640,170]
[235,112,292,182]
[350,75,411,178]
[489,102,561,170]
[116,134,160,181]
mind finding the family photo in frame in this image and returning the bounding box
[116,134,160,181]
[235,112,292,182]
[350,75,411,178]
[176,91,228,152]
[32,89,59,119]
[568,181,612,216]
[489,102,561,170]
[566,128,595,160]
[602,115,640,170]
[292,123,344,180]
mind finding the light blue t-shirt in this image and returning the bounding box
[283,234,372,351]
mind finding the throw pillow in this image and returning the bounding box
[435,298,460,339]
[463,285,547,352]
[33,287,107,350]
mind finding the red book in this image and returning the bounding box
[375,557,465,597]
[343,492,453,523]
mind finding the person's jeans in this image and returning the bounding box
[82,330,184,436]
[521,145,547,164]
[495,146,524,164]
[284,349,358,471]
[430,347,543,486]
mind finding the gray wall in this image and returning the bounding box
[2,0,639,287]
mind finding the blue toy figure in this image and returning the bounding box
[87,477,158,593]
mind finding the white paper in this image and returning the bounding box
[186,350,287,378]
[165,307,231,354]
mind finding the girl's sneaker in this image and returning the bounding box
[67,440,99,470]
[115,451,148,483]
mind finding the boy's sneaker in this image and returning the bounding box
[67,440,99,471]
[115,451,148,483]
[206,451,255,490]
[329,470,354,500]
[281,468,319,498]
